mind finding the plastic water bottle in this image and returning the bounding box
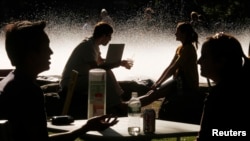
[88,68,106,118]
[127,92,141,136]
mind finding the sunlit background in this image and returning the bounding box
[1,0,250,83]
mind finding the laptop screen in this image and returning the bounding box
[105,44,125,64]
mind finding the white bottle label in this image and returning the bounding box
[88,69,106,118]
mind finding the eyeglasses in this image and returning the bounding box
[213,32,224,39]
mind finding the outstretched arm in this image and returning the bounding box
[152,53,180,89]
[49,115,118,141]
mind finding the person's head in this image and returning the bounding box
[144,7,154,18]
[4,20,53,75]
[93,22,113,46]
[190,11,199,21]
[100,8,108,17]
[175,22,198,49]
[198,32,247,83]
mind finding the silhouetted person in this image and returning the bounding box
[190,11,199,26]
[196,32,249,140]
[100,8,114,27]
[136,22,203,124]
[60,22,131,119]
[143,7,156,29]
[0,20,118,141]
[190,11,208,32]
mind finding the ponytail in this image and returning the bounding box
[192,31,199,49]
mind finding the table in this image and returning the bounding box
[0,120,11,141]
[47,117,200,141]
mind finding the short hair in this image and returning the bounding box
[205,32,243,60]
[203,32,247,72]
[101,8,108,14]
[190,11,199,20]
[93,22,113,39]
[4,20,48,66]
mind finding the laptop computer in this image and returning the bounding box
[105,43,125,64]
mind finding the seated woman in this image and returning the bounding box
[137,22,204,124]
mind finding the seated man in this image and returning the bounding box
[59,22,132,119]
[0,20,118,141]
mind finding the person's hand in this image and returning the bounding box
[121,59,133,69]
[84,115,119,131]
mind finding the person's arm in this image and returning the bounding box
[98,61,121,70]
[151,53,180,89]
[120,59,133,70]
[87,59,119,70]
[99,59,133,70]
[49,115,118,141]
[137,56,181,106]
[95,52,120,70]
